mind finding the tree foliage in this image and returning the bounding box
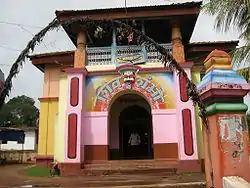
[0,95,39,127]
[202,0,250,70]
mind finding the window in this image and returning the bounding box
[1,140,7,144]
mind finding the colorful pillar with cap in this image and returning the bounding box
[197,49,250,188]
[54,31,88,175]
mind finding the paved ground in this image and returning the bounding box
[0,164,205,187]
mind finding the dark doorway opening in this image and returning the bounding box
[119,104,153,160]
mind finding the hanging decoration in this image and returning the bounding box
[0,17,208,129]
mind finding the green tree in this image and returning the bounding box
[0,95,39,127]
[202,0,250,80]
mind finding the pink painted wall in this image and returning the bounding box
[152,109,178,143]
[60,69,199,161]
[82,109,179,147]
[81,68,199,161]
[83,112,108,145]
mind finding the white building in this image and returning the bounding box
[0,128,37,151]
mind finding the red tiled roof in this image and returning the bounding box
[29,51,74,59]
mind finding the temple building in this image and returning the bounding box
[31,1,239,174]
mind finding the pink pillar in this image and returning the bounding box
[61,68,87,174]
[175,62,199,172]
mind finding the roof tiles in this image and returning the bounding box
[56,0,202,13]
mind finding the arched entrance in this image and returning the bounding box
[108,93,153,160]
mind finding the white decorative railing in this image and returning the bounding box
[117,45,142,57]
[86,43,172,66]
[146,43,172,63]
[86,46,112,66]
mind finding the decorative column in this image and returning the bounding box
[175,63,199,172]
[74,31,87,68]
[171,21,195,168]
[198,50,250,188]
[171,20,185,63]
[60,31,88,175]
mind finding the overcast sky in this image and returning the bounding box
[0,0,248,108]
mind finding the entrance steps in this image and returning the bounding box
[16,172,205,188]
[65,172,205,188]
[83,159,179,175]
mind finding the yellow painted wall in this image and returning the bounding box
[38,100,58,156]
[191,69,204,159]
[38,101,49,156]
[38,63,61,157]
[54,74,68,162]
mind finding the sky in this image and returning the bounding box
[0,0,248,108]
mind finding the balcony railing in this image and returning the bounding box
[86,43,172,66]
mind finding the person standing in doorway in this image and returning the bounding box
[128,130,141,158]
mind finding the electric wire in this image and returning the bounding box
[0,21,43,29]
[0,21,63,51]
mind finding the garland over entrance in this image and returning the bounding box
[0,17,208,128]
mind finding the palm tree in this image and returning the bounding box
[238,68,250,83]
[202,0,250,80]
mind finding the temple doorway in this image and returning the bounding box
[108,93,153,160]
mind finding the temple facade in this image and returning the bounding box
[31,1,239,174]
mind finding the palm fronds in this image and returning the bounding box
[202,0,250,70]
[230,45,250,68]
[237,67,250,82]
[202,0,247,35]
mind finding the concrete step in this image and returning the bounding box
[85,159,179,165]
[83,159,179,175]
[76,181,205,188]
[84,182,205,188]
[15,182,205,188]
[19,174,205,188]
[82,168,177,176]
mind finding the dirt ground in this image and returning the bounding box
[0,164,205,187]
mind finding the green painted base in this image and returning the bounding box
[205,103,248,116]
